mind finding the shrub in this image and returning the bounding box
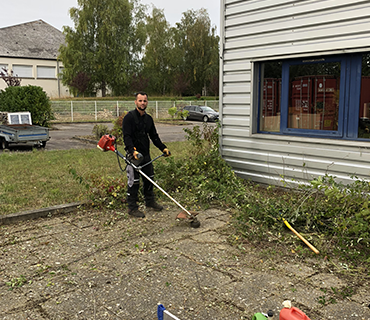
[110,113,127,144]
[92,124,109,140]
[168,106,177,119]
[69,169,126,209]
[0,85,54,126]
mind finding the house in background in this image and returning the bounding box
[0,20,70,98]
[219,0,370,186]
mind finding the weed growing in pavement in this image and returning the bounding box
[6,275,28,290]
[317,286,354,306]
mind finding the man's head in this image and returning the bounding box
[135,91,148,113]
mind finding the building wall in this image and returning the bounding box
[220,0,370,186]
[0,57,71,98]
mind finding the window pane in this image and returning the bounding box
[358,53,370,138]
[260,61,282,132]
[37,66,56,78]
[13,65,33,78]
[288,62,340,131]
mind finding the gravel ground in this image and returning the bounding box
[1,206,369,320]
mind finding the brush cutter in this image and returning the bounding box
[97,134,200,228]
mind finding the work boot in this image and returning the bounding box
[128,208,145,218]
[146,201,163,211]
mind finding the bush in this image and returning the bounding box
[69,169,126,209]
[168,106,177,119]
[92,124,109,140]
[110,113,127,144]
[0,85,54,126]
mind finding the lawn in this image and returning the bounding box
[0,141,187,215]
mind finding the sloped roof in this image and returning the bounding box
[0,20,65,60]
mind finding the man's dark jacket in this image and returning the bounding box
[122,109,166,158]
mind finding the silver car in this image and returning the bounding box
[182,106,219,122]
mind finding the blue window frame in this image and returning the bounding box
[258,52,369,141]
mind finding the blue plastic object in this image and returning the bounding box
[157,304,166,320]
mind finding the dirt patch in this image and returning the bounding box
[0,206,369,319]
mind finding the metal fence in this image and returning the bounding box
[51,100,219,122]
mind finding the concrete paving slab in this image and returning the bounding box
[1,206,369,319]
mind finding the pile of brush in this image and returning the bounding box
[0,112,9,125]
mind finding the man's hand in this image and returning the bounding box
[163,148,171,157]
[133,150,140,160]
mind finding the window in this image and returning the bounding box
[12,65,33,78]
[258,52,370,140]
[0,63,8,72]
[358,53,370,139]
[8,112,32,125]
[37,66,56,79]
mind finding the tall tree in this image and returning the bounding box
[59,0,146,97]
[174,9,219,96]
[142,7,174,95]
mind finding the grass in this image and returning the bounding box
[0,141,189,215]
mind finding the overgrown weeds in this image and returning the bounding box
[155,122,370,265]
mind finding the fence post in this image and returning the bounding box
[156,101,158,119]
[95,101,97,121]
[71,101,73,122]
[117,101,119,117]
[205,100,207,106]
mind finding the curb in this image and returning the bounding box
[0,201,86,226]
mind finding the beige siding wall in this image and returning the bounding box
[220,0,370,185]
[0,57,71,98]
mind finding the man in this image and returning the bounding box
[122,92,170,218]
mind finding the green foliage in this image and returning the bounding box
[110,113,126,144]
[173,9,220,95]
[6,275,27,290]
[92,124,109,140]
[231,173,370,262]
[69,168,126,209]
[59,0,146,96]
[168,106,177,119]
[0,85,54,126]
[317,286,354,306]
[155,122,370,263]
[142,7,174,95]
[154,122,247,209]
[178,109,189,120]
[142,7,219,96]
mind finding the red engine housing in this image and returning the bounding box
[97,134,116,152]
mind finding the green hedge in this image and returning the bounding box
[0,85,54,126]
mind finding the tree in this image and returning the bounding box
[174,9,220,95]
[142,7,174,95]
[129,73,149,93]
[70,71,91,96]
[0,68,21,87]
[59,0,146,97]
[172,73,190,97]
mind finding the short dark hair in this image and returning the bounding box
[135,91,148,99]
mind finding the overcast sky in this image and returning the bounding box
[1,0,220,33]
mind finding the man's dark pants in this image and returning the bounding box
[126,159,155,210]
